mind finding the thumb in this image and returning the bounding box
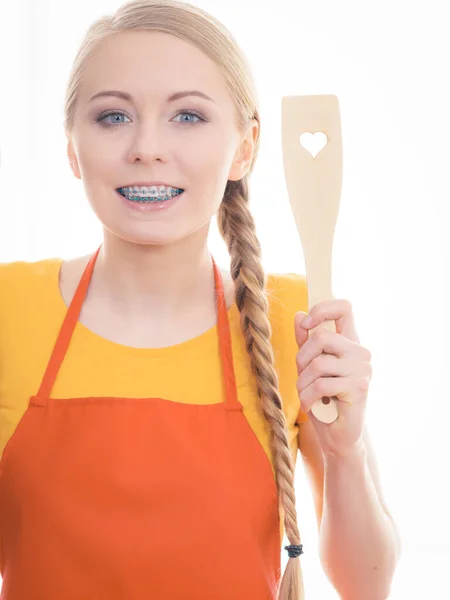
[294,311,309,348]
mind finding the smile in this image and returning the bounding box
[117,186,184,202]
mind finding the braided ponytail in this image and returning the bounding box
[218,178,306,598]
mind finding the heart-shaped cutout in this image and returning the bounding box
[300,131,328,158]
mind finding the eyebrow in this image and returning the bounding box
[88,89,216,105]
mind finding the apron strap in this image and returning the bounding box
[35,245,241,410]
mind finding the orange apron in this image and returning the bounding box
[0,245,282,599]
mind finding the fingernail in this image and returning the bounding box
[302,315,312,328]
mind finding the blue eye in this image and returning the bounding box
[96,110,206,128]
[97,112,131,127]
[173,111,204,125]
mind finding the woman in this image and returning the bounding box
[0,1,400,598]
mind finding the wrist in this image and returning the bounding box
[323,439,367,466]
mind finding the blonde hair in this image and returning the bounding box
[63,1,305,597]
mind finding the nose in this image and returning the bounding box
[126,121,169,164]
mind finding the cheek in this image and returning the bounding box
[185,146,231,190]
[177,153,222,203]
[182,135,228,169]
[80,144,117,177]
[181,149,213,175]
[74,127,120,174]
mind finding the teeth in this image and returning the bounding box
[119,186,184,202]
[122,185,180,196]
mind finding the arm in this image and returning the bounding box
[298,421,401,600]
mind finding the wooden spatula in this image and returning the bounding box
[281,94,342,424]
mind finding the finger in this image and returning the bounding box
[297,354,350,390]
[296,329,355,372]
[304,299,360,343]
[294,311,309,348]
[298,376,355,412]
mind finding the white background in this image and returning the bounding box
[0,0,449,597]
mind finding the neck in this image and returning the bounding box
[93,228,216,320]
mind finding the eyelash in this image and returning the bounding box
[96,109,206,129]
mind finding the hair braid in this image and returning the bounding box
[218,178,305,598]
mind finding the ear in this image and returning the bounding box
[228,118,259,182]
[67,138,81,180]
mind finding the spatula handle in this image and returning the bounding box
[309,319,339,424]
[311,395,339,424]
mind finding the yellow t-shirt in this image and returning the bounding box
[0,256,309,542]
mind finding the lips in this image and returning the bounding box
[117,184,183,192]
[119,182,182,188]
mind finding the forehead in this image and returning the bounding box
[79,30,230,106]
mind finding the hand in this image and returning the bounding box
[294,300,372,459]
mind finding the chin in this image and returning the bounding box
[109,227,189,247]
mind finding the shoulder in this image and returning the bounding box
[265,272,309,426]
[266,272,308,327]
[0,255,62,282]
[0,256,63,315]
[266,271,308,303]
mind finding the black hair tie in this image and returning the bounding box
[285,544,304,558]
